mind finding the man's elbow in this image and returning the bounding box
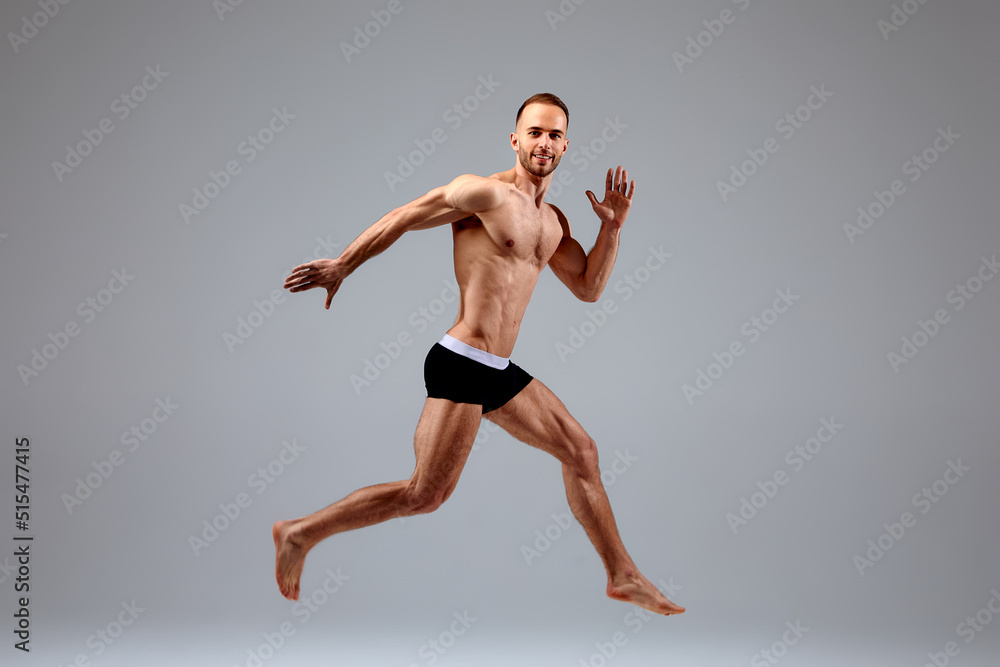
[577,282,602,303]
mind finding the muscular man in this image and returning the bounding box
[273,93,684,616]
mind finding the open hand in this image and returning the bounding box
[586,166,635,228]
[283,258,346,309]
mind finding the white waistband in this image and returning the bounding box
[438,333,510,370]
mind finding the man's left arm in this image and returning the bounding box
[548,166,635,303]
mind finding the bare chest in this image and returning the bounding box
[461,197,562,264]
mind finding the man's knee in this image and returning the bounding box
[567,432,600,476]
[403,478,450,514]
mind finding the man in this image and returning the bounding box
[273,93,684,616]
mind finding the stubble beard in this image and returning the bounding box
[518,144,561,177]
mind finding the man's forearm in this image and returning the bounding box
[581,223,621,301]
[337,185,460,275]
[338,208,411,276]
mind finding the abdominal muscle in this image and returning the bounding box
[444,225,543,359]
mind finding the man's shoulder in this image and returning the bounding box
[546,201,567,218]
[445,172,512,213]
[545,202,570,233]
[485,168,516,184]
[451,169,512,186]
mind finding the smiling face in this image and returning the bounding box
[512,103,569,178]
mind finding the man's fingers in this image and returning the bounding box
[285,262,322,290]
[606,165,631,194]
[283,274,314,290]
[286,281,317,293]
[285,265,322,291]
[603,165,635,200]
[284,268,307,288]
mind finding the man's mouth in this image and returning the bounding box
[533,154,553,162]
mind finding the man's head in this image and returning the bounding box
[512,93,569,178]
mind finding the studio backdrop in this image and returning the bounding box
[2,1,998,665]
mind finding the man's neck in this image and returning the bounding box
[511,165,552,208]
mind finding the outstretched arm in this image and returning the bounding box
[548,166,635,303]
[284,175,507,309]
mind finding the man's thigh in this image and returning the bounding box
[483,378,591,466]
[411,397,483,496]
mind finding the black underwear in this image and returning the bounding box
[423,342,533,413]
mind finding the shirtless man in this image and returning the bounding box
[273,93,684,616]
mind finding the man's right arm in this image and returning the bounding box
[340,174,506,272]
[283,175,506,308]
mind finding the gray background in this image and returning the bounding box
[3,0,999,665]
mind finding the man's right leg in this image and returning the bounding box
[273,397,482,600]
[483,378,685,616]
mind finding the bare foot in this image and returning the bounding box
[273,520,308,600]
[607,570,685,616]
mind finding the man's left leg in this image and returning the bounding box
[484,378,684,616]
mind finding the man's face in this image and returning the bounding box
[512,103,568,177]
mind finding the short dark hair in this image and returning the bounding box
[515,93,569,130]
